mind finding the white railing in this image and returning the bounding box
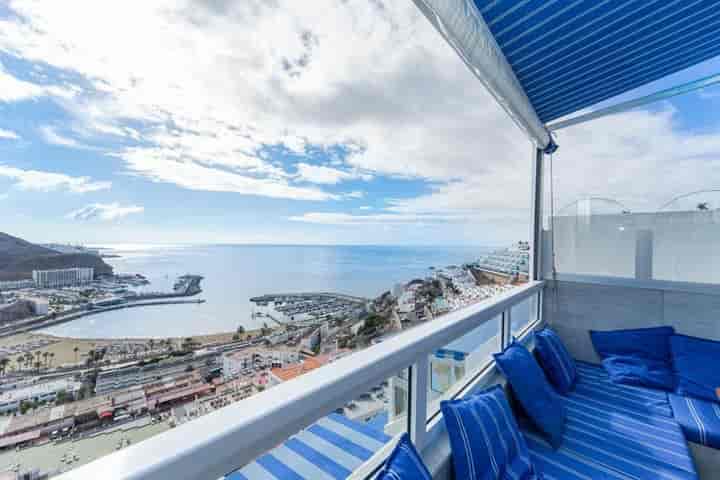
[58,281,544,480]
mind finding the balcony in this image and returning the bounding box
[56,1,720,479]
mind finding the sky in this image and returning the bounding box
[0,1,719,246]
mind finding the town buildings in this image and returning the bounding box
[222,348,300,379]
[0,379,82,414]
[0,280,35,291]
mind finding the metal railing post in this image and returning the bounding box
[409,358,429,449]
[530,147,544,282]
[501,309,512,348]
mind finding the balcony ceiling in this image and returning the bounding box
[474,0,720,123]
[414,0,720,147]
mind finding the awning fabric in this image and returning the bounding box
[414,0,720,148]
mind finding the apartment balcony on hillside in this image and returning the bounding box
[57,2,720,480]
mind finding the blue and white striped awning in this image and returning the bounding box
[414,0,720,149]
[226,413,390,479]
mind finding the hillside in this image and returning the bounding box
[0,232,113,281]
[0,232,58,270]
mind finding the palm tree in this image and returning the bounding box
[0,358,9,376]
[698,202,710,211]
[42,352,49,368]
[73,346,80,364]
[49,353,55,368]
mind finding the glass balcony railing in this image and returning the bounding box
[55,282,543,480]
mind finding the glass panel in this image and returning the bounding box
[546,102,720,285]
[224,368,409,479]
[510,294,538,336]
[427,315,502,416]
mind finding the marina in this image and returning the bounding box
[250,292,367,325]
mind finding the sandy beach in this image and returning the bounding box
[0,329,263,371]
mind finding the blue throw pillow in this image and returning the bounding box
[494,342,565,448]
[534,328,577,394]
[441,385,542,480]
[671,334,720,404]
[601,355,675,391]
[590,326,675,363]
[376,433,432,480]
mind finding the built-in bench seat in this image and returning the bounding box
[520,362,698,480]
[571,362,674,418]
[669,394,720,450]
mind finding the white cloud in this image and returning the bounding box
[0,0,522,205]
[289,212,469,225]
[39,125,95,149]
[344,190,364,199]
[66,202,144,221]
[0,128,19,140]
[0,66,45,102]
[289,209,527,225]
[358,205,371,210]
[295,163,354,184]
[118,147,336,201]
[0,165,111,193]
[549,107,720,212]
[0,0,718,229]
[0,63,72,102]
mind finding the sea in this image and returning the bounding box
[41,244,492,339]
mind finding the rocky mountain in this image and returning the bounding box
[0,232,113,281]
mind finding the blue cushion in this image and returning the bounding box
[669,393,720,449]
[494,342,565,448]
[601,355,675,391]
[590,326,675,363]
[376,433,432,480]
[534,327,577,394]
[671,334,720,404]
[524,386,698,480]
[441,385,542,479]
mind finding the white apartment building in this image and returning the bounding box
[32,267,94,288]
[0,379,82,413]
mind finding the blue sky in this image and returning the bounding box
[0,1,719,246]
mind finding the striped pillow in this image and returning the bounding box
[535,327,577,394]
[441,385,542,480]
[377,433,432,480]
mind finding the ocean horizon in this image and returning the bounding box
[41,243,494,339]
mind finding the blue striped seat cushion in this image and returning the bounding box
[376,433,432,480]
[669,393,720,449]
[442,384,542,479]
[535,327,577,394]
[521,362,698,479]
[574,362,673,418]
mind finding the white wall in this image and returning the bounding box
[544,280,720,363]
